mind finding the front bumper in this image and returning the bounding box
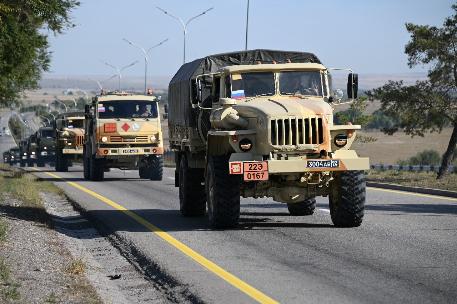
[96,146,163,157]
[63,148,83,154]
[229,150,370,175]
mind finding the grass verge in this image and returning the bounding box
[367,170,457,192]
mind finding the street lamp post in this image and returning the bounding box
[54,99,68,112]
[39,116,51,126]
[245,0,250,50]
[102,60,139,91]
[156,6,214,64]
[123,38,168,94]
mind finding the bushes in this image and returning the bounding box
[397,150,442,166]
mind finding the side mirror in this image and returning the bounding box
[347,73,358,99]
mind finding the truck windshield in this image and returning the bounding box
[66,119,84,128]
[40,130,54,138]
[97,101,158,119]
[279,71,323,96]
[231,72,275,98]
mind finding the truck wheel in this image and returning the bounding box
[37,159,45,167]
[83,155,90,180]
[149,155,163,181]
[329,171,365,227]
[20,161,25,167]
[179,155,205,216]
[89,156,104,181]
[55,150,69,172]
[287,197,316,216]
[139,166,148,179]
[206,155,240,228]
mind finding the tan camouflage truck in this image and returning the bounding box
[54,112,85,172]
[83,92,163,181]
[168,49,369,228]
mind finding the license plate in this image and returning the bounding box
[121,149,139,154]
[243,161,268,181]
[306,159,340,169]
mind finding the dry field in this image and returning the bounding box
[354,129,452,164]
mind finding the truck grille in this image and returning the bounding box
[76,135,84,147]
[270,117,324,146]
[110,136,149,143]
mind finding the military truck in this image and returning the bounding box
[54,112,85,172]
[36,127,56,167]
[83,92,164,181]
[26,133,38,166]
[3,150,11,164]
[168,49,369,228]
[9,147,20,165]
[19,139,29,167]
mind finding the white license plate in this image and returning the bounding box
[306,160,340,169]
[121,149,139,154]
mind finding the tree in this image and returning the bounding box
[0,0,79,107]
[368,4,457,179]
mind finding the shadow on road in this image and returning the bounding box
[365,203,457,215]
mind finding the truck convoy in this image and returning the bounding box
[54,112,85,172]
[83,92,164,181]
[168,49,369,228]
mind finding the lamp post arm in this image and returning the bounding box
[185,7,214,29]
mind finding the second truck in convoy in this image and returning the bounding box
[168,49,369,228]
[83,92,164,181]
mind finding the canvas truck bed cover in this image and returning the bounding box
[168,49,321,127]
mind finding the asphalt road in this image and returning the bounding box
[2,113,456,304]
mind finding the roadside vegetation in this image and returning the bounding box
[367,170,457,192]
[367,4,457,179]
[0,164,100,303]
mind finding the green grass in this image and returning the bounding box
[0,258,21,302]
[0,170,62,208]
[367,170,457,192]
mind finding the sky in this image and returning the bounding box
[47,0,455,79]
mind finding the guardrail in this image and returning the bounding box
[370,164,456,173]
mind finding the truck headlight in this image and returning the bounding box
[31,152,35,155]
[44,146,47,150]
[239,138,253,152]
[150,135,156,142]
[101,136,108,142]
[334,134,348,147]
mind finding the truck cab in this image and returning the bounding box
[83,92,164,181]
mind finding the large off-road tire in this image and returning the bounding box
[206,155,240,228]
[138,166,148,179]
[89,155,104,181]
[55,150,69,172]
[329,171,366,227]
[287,197,316,216]
[149,155,163,181]
[36,158,45,167]
[83,147,90,180]
[178,154,206,216]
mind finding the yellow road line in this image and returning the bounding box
[368,187,457,202]
[38,170,279,304]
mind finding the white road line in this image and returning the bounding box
[318,208,330,213]
[167,177,175,180]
